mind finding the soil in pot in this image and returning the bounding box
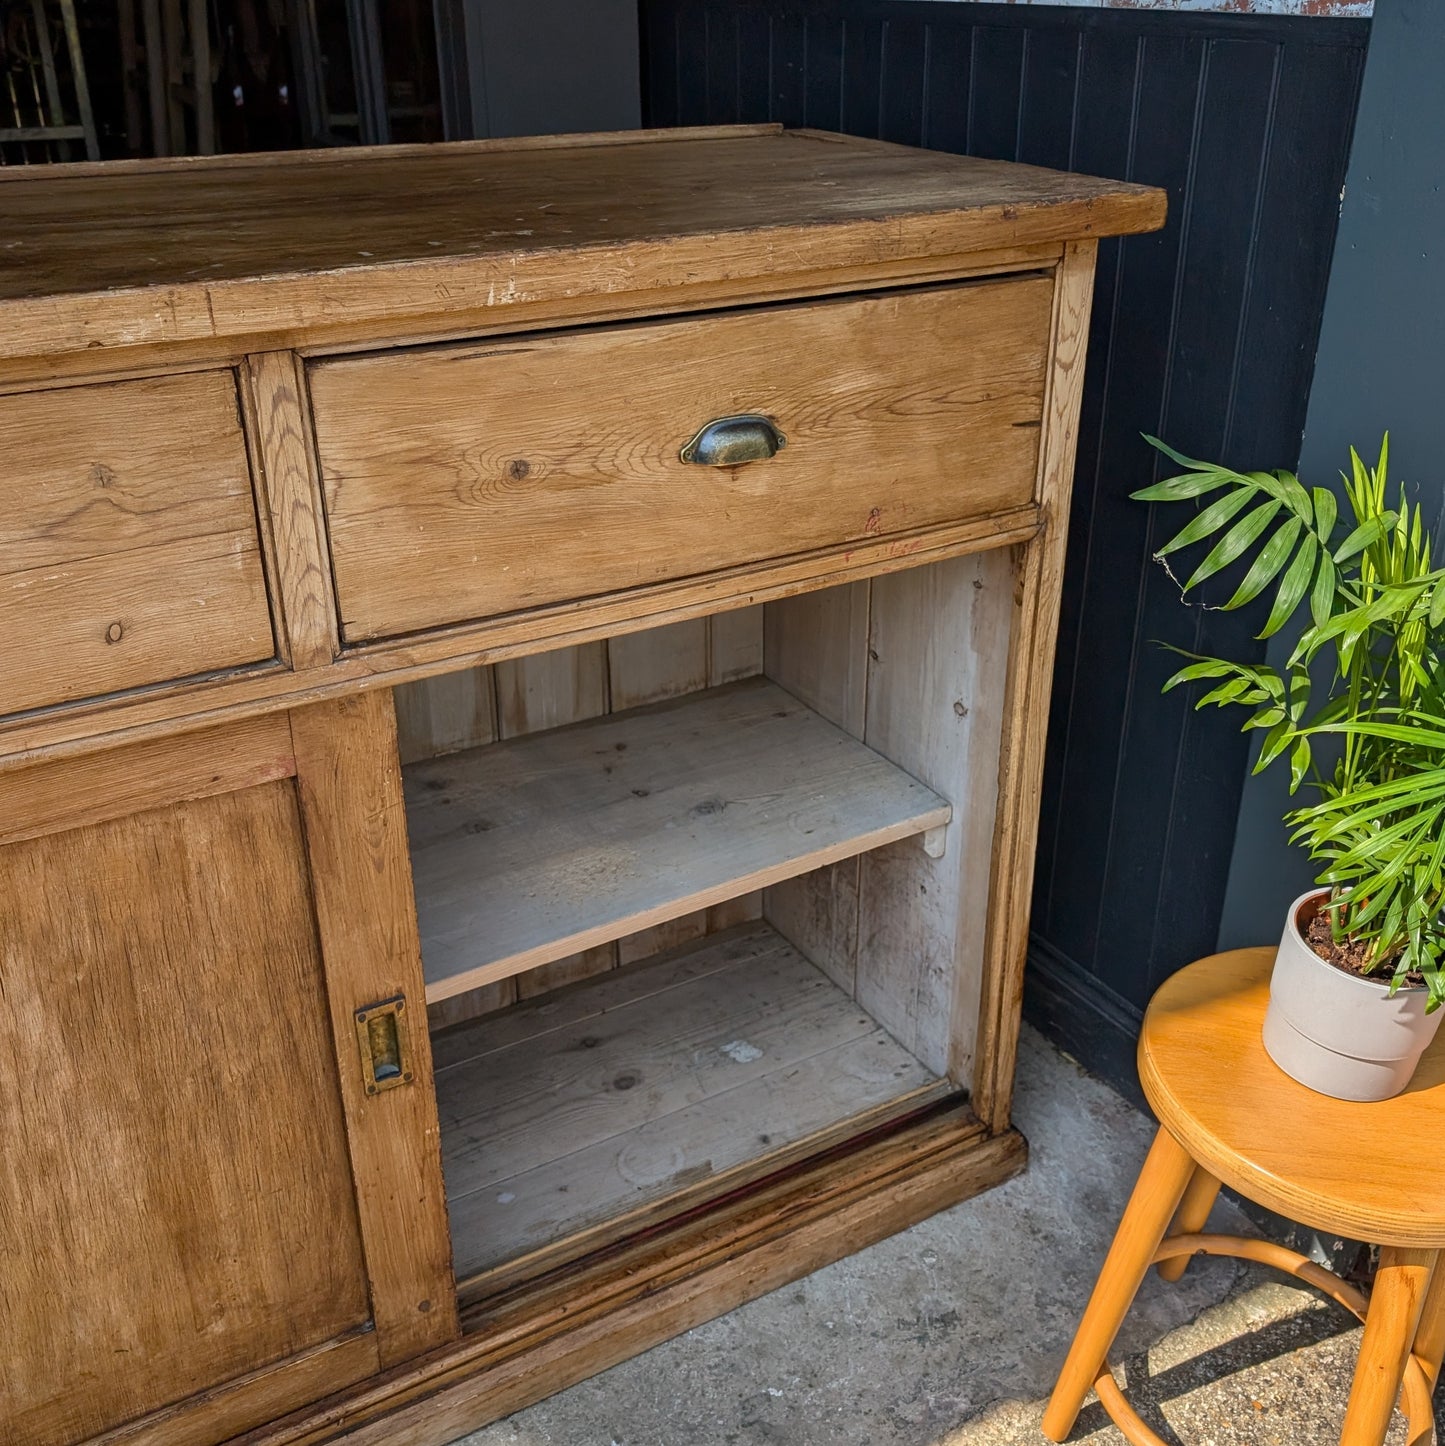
[1300,907,1425,988]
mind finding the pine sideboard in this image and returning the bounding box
[0,126,1163,1446]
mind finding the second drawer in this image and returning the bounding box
[310,277,1053,644]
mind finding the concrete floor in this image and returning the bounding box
[453,1026,1438,1446]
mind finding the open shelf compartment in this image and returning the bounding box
[402,552,1015,1290]
[404,677,951,1003]
[432,918,948,1282]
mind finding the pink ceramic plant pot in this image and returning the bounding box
[1262,888,1443,1102]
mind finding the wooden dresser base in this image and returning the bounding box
[0,127,1163,1446]
[247,1110,1026,1446]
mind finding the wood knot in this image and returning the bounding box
[507,458,532,481]
[104,621,124,644]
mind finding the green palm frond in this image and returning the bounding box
[1135,432,1445,1008]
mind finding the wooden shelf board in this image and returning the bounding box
[404,678,951,1002]
[433,920,940,1279]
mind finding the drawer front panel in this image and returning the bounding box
[0,372,275,716]
[311,277,1053,644]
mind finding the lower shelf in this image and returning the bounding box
[433,920,943,1282]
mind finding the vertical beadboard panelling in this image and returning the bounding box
[1033,24,1139,993]
[1017,28,1079,171]
[772,13,808,125]
[1042,27,1207,1009]
[738,8,774,121]
[804,16,845,126]
[842,16,886,136]
[1114,37,1285,1007]
[922,25,973,153]
[969,26,1026,159]
[879,17,927,145]
[641,0,1367,1093]
[641,0,679,124]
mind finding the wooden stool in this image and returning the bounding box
[1043,948,1445,1446]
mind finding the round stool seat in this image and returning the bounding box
[1140,947,1445,1250]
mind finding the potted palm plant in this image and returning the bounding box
[1136,435,1445,1101]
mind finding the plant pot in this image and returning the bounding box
[1262,889,1444,1101]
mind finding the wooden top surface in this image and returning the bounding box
[1140,949,1445,1249]
[0,125,1164,362]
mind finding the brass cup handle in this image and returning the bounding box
[680,414,787,466]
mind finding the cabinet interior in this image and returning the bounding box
[395,549,1016,1294]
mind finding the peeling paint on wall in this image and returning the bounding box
[938,0,1373,14]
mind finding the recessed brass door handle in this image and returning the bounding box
[354,995,414,1095]
[680,414,787,466]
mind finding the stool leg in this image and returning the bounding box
[1341,1247,1435,1446]
[1042,1127,1197,1443]
[1156,1165,1221,1284]
[1411,1253,1445,1395]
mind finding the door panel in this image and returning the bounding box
[0,701,452,1445]
[0,783,368,1444]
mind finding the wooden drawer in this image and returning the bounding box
[1,372,275,717]
[310,277,1053,643]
